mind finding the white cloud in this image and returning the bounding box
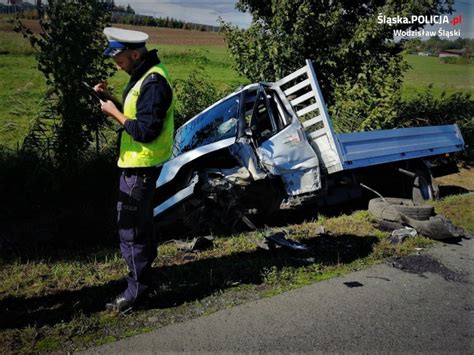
[113,0,252,27]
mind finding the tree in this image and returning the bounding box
[15,0,115,166]
[223,0,454,131]
[126,4,135,14]
[402,38,423,54]
[103,0,115,11]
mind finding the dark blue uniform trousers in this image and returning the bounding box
[117,168,160,303]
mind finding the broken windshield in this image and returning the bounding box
[172,94,240,156]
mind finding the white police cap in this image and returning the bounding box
[103,27,149,57]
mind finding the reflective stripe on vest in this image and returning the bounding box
[118,63,174,168]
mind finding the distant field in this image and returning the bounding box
[403,54,473,98]
[0,18,472,149]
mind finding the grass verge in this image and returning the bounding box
[1,194,472,353]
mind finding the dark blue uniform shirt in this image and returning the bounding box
[122,49,172,143]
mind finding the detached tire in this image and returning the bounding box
[368,197,435,222]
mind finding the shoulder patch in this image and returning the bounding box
[148,73,161,82]
[141,72,164,88]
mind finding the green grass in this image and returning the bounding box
[403,54,474,98]
[0,31,36,56]
[0,31,42,148]
[0,53,45,148]
[431,194,474,233]
[5,194,473,353]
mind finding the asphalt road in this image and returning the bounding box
[83,237,473,354]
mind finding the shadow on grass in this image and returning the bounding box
[438,185,471,198]
[0,233,378,330]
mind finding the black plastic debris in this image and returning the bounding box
[264,231,310,251]
[344,281,364,288]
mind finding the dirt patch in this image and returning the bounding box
[0,18,39,33]
[2,19,226,47]
[435,163,474,191]
[389,254,465,282]
[116,24,225,47]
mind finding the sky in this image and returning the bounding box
[2,1,472,37]
[114,0,252,28]
[112,0,474,38]
[417,1,473,39]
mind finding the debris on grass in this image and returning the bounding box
[390,227,417,244]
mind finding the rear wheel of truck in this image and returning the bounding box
[410,168,439,203]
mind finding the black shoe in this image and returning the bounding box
[106,294,134,313]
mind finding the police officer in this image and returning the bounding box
[96,27,174,313]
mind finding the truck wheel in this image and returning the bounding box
[410,168,439,203]
[368,197,435,222]
[412,169,439,203]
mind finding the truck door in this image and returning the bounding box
[250,86,322,196]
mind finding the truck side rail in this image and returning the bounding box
[337,124,465,170]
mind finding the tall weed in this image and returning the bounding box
[397,88,473,158]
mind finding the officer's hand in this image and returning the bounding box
[100,99,119,117]
[100,100,127,126]
[94,81,108,93]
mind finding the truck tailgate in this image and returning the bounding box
[336,124,464,170]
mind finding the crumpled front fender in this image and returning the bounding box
[156,137,236,188]
[153,173,199,217]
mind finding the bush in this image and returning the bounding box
[396,89,474,159]
[174,70,224,128]
[15,0,115,167]
[439,56,472,65]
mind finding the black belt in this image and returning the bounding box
[122,166,162,177]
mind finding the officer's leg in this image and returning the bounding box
[117,171,158,303]
[117,172,137,302]
[135,171,159,293]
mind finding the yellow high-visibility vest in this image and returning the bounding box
[118,63,174,168]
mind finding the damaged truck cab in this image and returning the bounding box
[153,60,465,235]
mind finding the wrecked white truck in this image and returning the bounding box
[153,60,465,235]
